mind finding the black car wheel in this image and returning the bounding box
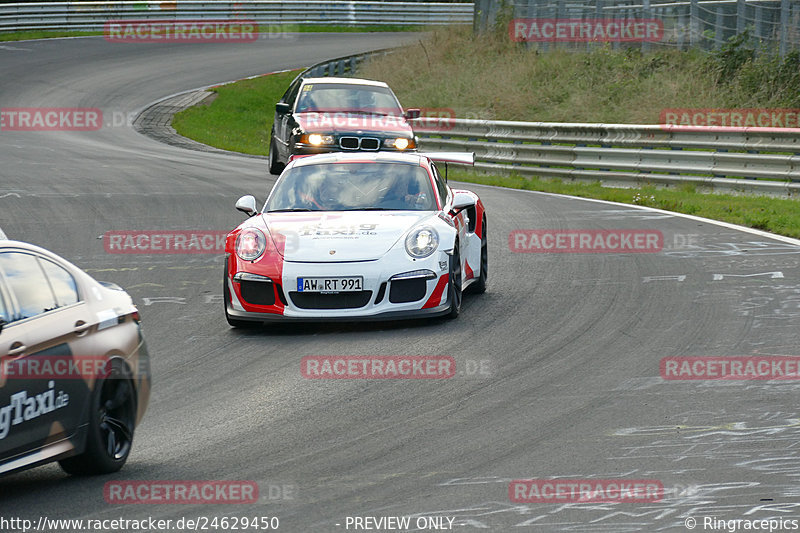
[470,217,488,294]
[59,361,136,475]
[447,241,462,319]
[268,137,284,175]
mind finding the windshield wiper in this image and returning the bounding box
[346,207,396,211]
[267,208,314,213]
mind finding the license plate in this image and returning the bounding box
[297,276,363,293]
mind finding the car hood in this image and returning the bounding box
[263,211,433,262]
[295,112,413,136]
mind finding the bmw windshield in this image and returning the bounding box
[295,83,404,116]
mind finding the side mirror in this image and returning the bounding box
[0,316,6,334]
[275,102,291,114]
[235,195,258,217]
[451,191,476,214]
[405,108,421,120]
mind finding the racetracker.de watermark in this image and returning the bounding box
[104,230,228,254]
[0,356,147,381]
[104,481,259,504]
[509,18,664,42]
[661,356,800,380]
[104,19,258,42]
[0,108,101,131]
[660,108,800,130]
[509,229,663,253]
[301,356,455,379]
[509,479,664,503]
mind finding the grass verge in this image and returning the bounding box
[172,69,301,156]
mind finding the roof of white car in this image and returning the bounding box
[300,77,390,88]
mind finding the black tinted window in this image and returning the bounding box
[40,259,79,307]
[0,252,57,321]
[431,163,449,206]
[285,79,302,108]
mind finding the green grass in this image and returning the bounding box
[0,25,423,43]
[172,69,301,156]
[169,26,800,240]
[0,30,101,41]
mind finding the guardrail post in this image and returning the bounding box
[714,6,724,50]
[690,0,699,48]
[754,3,763,49]
[780,0,789,58]
[736,0,745,35]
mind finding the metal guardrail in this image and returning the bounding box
[0,1,473,32]
[411,118,800,196]
[476,0,800,57]
[297,48,394,80]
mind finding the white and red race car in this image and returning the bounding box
[224,151,487,325]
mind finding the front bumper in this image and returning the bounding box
[292,141,417,156]
[227,250,452,322]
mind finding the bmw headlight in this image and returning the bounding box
[384,137,416,150]
[405,226,439,258]
[300,133,335,146]
[236,228,267,261]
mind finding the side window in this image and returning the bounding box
[431,163,449,207]
[0,252,56,322]
[285,79,302,109]
[40,259,79,307]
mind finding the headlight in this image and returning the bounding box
[300,134,335,146]
[384,137,415,150]
[405,226,439,258]
[236,228,267,261]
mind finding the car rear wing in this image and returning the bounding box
[421,152,475,166]
[421,152,474,182]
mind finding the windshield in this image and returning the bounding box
[265,163,437,212]
[295,83,403,116]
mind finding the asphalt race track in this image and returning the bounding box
[3,33,800,532]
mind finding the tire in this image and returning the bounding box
[470,217,488,294]
[223,271,260,328]
[447,241,462,319]
[59,361,136,475]
[268,136,284,175]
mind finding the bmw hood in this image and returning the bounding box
[295,112,413,136]
[263,211,433,262]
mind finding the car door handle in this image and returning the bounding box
[7,342,26,357]
[74,320,90,336]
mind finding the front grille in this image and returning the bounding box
[389,278,427,303]
[240,280,275,306]
[340,136,359,150]
[360,138,380,150]
[338,136,380,151]
[289,291,372,310]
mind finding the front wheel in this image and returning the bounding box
[59,361,136,475]
[447,242,462,319]
[268,137,284,175]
